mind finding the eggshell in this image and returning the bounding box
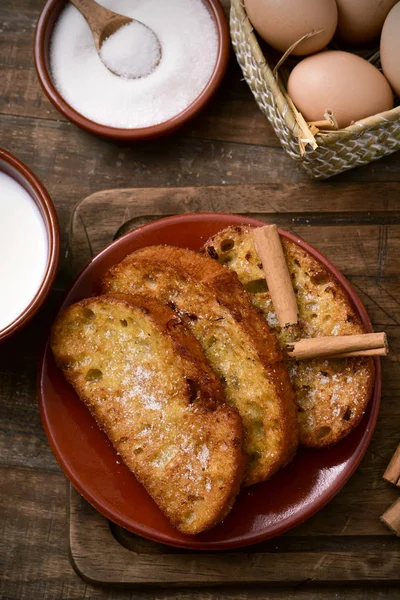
[381,2,400,97]
[287,51,394,129]
[244,0,338,56]
[336,0,398,44]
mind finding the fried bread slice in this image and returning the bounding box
[102,247,299,487]
[202,225,375,447]
[51,294,246,534]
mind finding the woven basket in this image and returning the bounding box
[230,0,400,179]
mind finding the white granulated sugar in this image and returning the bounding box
[331,391,339,405]
[143,395,162,410]
[120,365,162,409]
[50,0,218,128]
[198,444,210,469]
[266,311,279,328]
[100,21,160,79]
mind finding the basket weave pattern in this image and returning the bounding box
[230,0,400,179]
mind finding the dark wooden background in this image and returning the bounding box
[1,1,400,598]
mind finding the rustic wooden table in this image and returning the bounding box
[1,1,400,599]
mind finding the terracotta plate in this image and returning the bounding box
[38,213,381,550]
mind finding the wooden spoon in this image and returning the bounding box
[70,0,161,78]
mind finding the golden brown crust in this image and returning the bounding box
[103,247,299,486]
[202,225,375,448]
[51,294,246,534]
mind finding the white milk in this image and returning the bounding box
[0,172,48,331]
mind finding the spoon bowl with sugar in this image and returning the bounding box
[70,0,162,79]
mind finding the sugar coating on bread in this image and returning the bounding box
[102,247,299,487]
[51,294,246,534]
[202,225,375,447]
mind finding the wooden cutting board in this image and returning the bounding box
[68,183,400,586]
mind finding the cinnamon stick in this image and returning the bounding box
[383,444,400,487]
[253,225,299,328]
[286,333,388,360]
[381,497,400,536]
[332,347,388,359]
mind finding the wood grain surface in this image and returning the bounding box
[1,0,400,598]
[70,487,400,586]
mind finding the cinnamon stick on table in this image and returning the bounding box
[383,444,400,487]
[381,497,400,536]
[286,333,388,361]
[253,225,299,328]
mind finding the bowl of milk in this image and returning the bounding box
[0,148,59,341]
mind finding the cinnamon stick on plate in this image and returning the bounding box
[252,224,389,361]
[332,347,388,359]
[253,225,299,328]
[383,444,400,487]
[286,332,388,360]
[381,497,400,536]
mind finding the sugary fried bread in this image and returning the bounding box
[102,247,299,487]
[202,225,375,447]
[51,294,246,534]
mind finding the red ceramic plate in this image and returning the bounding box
[38,213,381,550]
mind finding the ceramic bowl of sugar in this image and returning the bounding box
[0,149,59,342]
[34,0,229,141]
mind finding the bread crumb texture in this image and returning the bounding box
[51,294,245,534]
[202,225,375,448]
[102,246,299,486]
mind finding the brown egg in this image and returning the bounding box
[244,0,338,56]
[336,0,398,44]
[381,3,400,97]
[287,51,394,129]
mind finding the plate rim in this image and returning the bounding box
[38,212,381,550]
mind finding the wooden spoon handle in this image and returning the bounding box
[70,0,131,50]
